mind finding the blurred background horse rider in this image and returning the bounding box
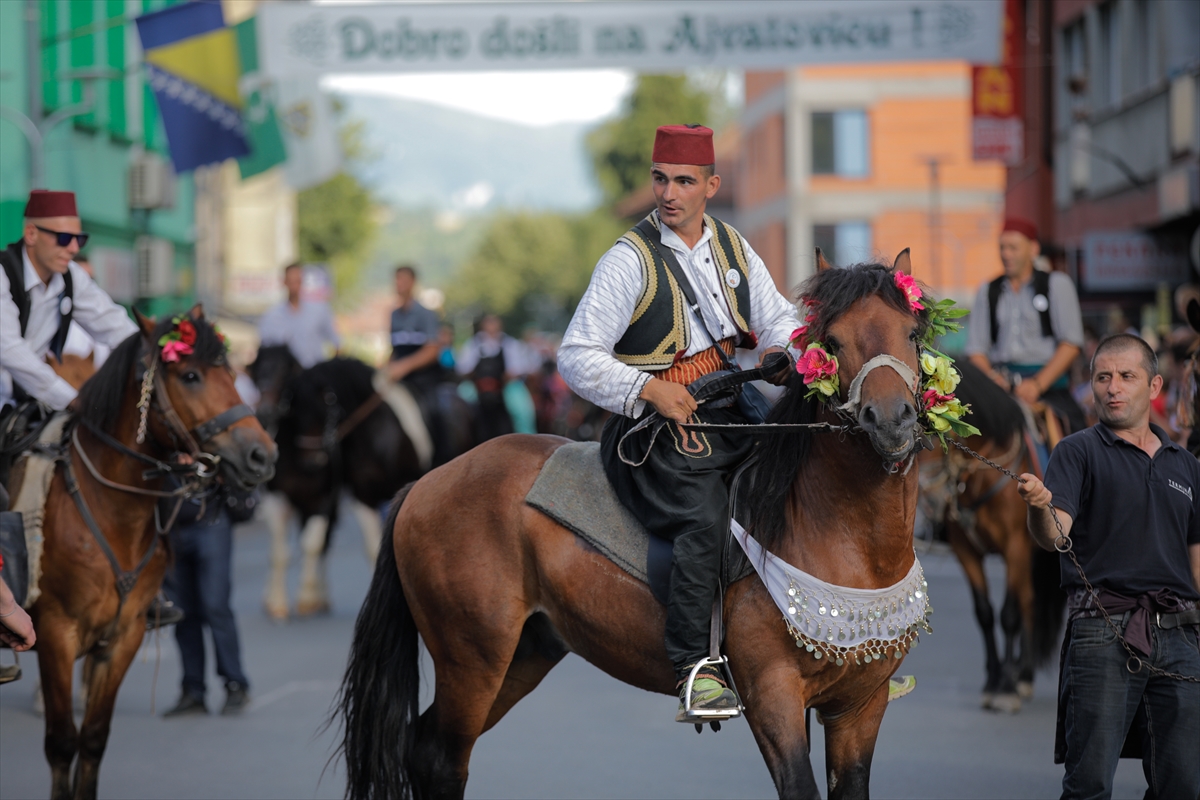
[257,262,341,370]
[966,217,1087,438]
[456,313,537,439]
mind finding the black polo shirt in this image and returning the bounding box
[1044,422,1200,599]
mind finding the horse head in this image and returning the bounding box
[133,306,277,488]
[803,248,925,463]
[247,344,301,435]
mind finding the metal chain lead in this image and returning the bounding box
[949,438,1199,683]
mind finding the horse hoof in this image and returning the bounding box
[1017,681,1034,700]
[990,693,1021,714]
[980,692,995,709]
[264,603,289,622]
[296,600,331,617]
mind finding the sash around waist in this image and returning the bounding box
[655,339,735,386]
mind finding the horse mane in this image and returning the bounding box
[290,357,377,414]
[75,314,228,435]
[946,357,1025,443]
[742,261,931,554]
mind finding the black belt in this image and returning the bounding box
[1158,609,1200,629]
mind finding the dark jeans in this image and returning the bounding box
[601,405,753,673]
[1060,617,1200,800]
[163,513,249,699]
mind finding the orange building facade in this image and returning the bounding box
[738,63,1008,303]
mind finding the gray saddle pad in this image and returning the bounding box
[525,442,673,603]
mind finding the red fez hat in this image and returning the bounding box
[652,125,715,166]
[1001,217,1038,242]
[24,189,78,219]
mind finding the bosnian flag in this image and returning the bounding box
[136,2,249,173]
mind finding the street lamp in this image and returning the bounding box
[0,66,121,189]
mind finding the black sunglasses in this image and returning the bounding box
[35,225,89,248]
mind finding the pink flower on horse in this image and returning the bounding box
[894,272,924,313]
[160,339,193,363]
[790,309,819,348]
[796,343,839,399]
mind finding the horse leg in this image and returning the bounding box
[948,525,1002,707]
[296,515,331,616]
[741,667,821,800]
[261,492,291,620]
[349,497,382,564]
[822,684,889,800]
[410,626,525,798]
[37,628,80,800]
[71,627,144,800]
[481,612,568,732]
[1006,529,1037,700]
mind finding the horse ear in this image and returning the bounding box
[815,247,833,272]
[189,303,205,321]
[1188,299,1200,334]
[134,308,156,339]
[893,248,912,276]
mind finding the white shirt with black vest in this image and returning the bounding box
[0,248,137,409]
[559,212,798,418]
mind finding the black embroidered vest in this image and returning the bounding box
[613,214,755,371]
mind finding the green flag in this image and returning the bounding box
[235,16,287,179]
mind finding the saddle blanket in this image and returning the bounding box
[2,412,69,608]
[525,442,676,603]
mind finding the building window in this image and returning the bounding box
[813,221,873,267]
[1095,2,1121,108]
[811,110,869,177]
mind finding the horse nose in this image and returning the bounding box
[245,442,274,479]
[858,398,918,435]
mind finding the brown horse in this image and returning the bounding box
[918,360,1064,713]
[335,256,934,799]
[13,308,276,800]
[46,353,96,391]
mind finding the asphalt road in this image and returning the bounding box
[1,508,1152,799]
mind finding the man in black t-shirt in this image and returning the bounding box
[1018,334,1200,800]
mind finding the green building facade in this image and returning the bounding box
[1,0,196,317]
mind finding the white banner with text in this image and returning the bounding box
[258,1,1002,76]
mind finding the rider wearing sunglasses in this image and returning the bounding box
[0,189,137,412]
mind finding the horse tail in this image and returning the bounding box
[1031,546,1066,665]
[331,483,420,800]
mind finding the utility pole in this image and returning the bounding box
[921,156,946,290]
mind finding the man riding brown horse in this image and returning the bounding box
[558,124,797,719]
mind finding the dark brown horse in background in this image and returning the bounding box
[13,309,275,799]
[918,360,1064,712]
[335,255,936,799]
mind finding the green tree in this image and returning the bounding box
[585,74,713,206]
[296,113,377,303]
[446,210,624,332]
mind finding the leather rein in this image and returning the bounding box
[54,349,253,646]
[617,350,928,470]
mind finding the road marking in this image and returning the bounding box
[251,680,341,713]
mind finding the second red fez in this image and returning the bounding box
[652,125,715,166]
[25,189,78,219]
[1001,217,1038,242]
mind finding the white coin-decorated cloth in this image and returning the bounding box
[731,521,932,666]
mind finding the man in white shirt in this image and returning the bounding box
[456,314,537,435]
[257,263,340,370]
[0,190,137,411]
[558,125,797,721]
